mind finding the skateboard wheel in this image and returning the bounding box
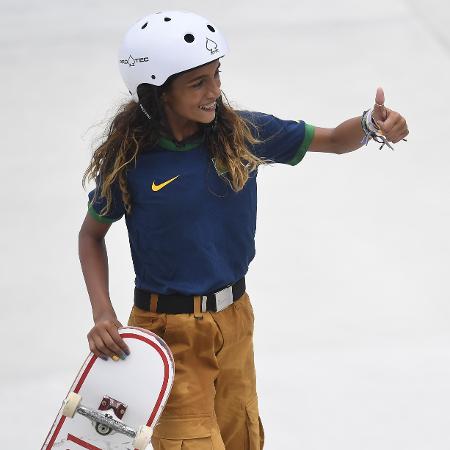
[62,392,82,418]
[132,425,152,449]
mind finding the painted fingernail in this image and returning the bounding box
[120,352,127,360]
[99,354,108,361]
[112,355,120,362]
[124,348,131,356]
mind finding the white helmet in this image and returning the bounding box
[118,10,228,101]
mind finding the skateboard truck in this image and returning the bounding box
[94,395,127,435]
[62,392,152,449]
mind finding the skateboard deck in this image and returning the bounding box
[42,326,175,449]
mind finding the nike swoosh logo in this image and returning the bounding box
[152,175,179,192]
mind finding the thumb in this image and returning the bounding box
[113,318,124,328]
[373,86,388,124]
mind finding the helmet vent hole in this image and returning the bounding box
[184,34,195,43]
[128,90,132,95]
[151,75,156,80]
[164,17,171,22]
[207,25,215,32]
[141,22,148,29]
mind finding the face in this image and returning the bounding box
[162,60,222,133]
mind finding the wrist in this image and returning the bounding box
[360,108,394,151]
[92,299,117,322]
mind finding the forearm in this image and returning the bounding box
[332,116,366,154]
[78,233,116,321]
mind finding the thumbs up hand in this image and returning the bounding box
[371,87,409,144]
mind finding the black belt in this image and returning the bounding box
[134,277,246,314]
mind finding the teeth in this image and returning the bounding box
[200,102,216,110]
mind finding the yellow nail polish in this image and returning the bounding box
[112,355,120,362]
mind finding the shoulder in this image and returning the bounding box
[236,110,274,125]
[236,110,303,139]
[235,110,282,136]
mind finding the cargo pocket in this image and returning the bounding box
[151,418,225,449]
[245,396,265,450]
[127,306,167,339]
[151,435,223,450]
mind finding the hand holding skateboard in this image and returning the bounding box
[87,310,131,361]
[42,327,175,449]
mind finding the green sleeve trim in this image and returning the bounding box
[87,203,117,224]
[287,123,316,166]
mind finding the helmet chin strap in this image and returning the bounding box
[140,95,220,142]
[139,103,152,121]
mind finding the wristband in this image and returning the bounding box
[360,108,394,150]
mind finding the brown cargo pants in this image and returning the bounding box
[128,292,264,449]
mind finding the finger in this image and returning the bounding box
[375,120,388,136]
[107,323,131,355]
[389,126,409,143]
[378,109,400,134]
[384,120,402,140]
[87,336,107,360]
[385,118,407,142]
[87,334,100,356]
[92,333,116,359]
[375,86,385,106]
[100,328,127,359]
[374,87,388,121]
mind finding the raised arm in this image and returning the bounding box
[308,87,409,154]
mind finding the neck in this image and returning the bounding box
[163,111,199,142]
[171,126,200,142]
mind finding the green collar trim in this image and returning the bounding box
[158,134,205,151]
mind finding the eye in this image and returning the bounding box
[192,80,204,88]
[192,70,221,88]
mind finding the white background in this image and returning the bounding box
[1,0,449,448]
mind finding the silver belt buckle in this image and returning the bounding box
[201,296,208,312]
[214,285,234,312]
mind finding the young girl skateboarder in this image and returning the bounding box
[79,10,409,450]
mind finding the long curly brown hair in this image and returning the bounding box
[82,74,267,216]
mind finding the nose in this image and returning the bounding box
[207,78,221,100]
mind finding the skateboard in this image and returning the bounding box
[42,326,175,449]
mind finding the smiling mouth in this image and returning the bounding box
[199,102,216,112]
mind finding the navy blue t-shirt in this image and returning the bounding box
[88,111,315,295]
